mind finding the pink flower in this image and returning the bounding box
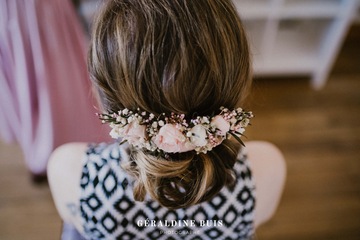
[211,115,230,136]
[122,121,146,145]
[153,124,195,153]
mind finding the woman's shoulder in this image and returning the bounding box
[48,142,127,233]
[245,141,286,228]
[47,142,89,232]
[48,142,88,166]
[48,143,89,183]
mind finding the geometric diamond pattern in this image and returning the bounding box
[113,195,134,214]
[237,186,251,204]
[87,227,105,239]
[223,205,237,227]
[118,231,136,240]
[85,193,102,212]
[191,207,209,222]
[147,228,162,239]
[121,218,129,228]
[101,212,117,234]
[205,228,223,239]
[132,210,148,231]
[146,200,161,212]
[190,236,204,240]
[79,143,255,239]
[163,210,179,221]
[234,220,253,238]
[177,226,192,238]
[209,193,226,211]
[121,178,129,190]
[102,170,118,198]
[80,165,90,189]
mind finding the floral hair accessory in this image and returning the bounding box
[97,107,253,154]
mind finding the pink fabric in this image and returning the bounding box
[0,0,110,174]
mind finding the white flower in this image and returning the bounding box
[202,117,209,124]
[240,118,250,127]
[190,125,208,147]
[211,115,230,136]
[109,125,121,139]
[234,126,245,134]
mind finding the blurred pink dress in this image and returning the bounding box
[0,0,109,175]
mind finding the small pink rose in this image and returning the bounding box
[153,124,195,153]
[122,121,146,145]
[211,115,230,136]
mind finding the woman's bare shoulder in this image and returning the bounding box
[47,143,88,189]
[47,142,88,232]
[245,141,286,228]
[48,143,88,165]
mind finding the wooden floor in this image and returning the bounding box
[0,25,359,240]
[251,25,360,240]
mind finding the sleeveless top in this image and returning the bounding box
[79,142,256,240]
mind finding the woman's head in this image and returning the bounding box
[89,0,251,115]
[89,0,252,209]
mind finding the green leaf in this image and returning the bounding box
[230,132,245,147]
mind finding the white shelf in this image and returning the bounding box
[77,0,358,89]
[281,0,344,18]
[254,56,316,76]
[233,0,272,19]
[233,0,357,89]
[270,19,333,70]
[243,20,267,56]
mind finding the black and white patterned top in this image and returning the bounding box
[79,142,256,240]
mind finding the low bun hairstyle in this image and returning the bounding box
[89,0,252,209]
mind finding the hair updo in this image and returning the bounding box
[88,0,252,209]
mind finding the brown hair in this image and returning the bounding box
[89,0,252,209]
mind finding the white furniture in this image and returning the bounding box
[233,0,358,89]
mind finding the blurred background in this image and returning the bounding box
[0,0,359,239]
